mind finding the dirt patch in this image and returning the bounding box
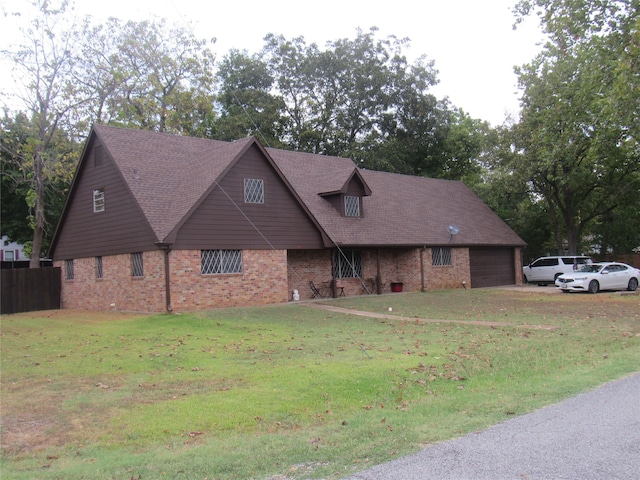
[303,303,560,330]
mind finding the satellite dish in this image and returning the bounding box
[448,225,460,236]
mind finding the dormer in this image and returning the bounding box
[319,168,372,218]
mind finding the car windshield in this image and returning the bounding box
[578,264,604,273]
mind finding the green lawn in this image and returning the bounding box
[2,288,639,479]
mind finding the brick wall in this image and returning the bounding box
[58,246,502,312]
[287,249,333,300]
[287,247,472,298]
[171,249,288,310]
[57,249,289,313]
[56,251,165,312]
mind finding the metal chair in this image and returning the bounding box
[309,281,324,298]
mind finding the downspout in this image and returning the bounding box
[156,243,173,313]
[420,247,426,292]
[376,249,381,294]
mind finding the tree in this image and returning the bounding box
[82,18,217,135]
[511,0,640,254]
[214,49,287,146]
[1,113,33,248]
[260,29,445,161]
[473,124,555,261]
[1,0,86,266]
[1,3,220,263]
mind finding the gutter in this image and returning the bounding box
[155,242,173,313]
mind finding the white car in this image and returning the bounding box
[523,256,592,285]
[555,262,640,293]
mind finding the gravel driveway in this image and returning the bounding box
[345,373,640,480]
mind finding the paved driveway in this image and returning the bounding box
[345,373,640,480]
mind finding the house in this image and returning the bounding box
[49,125,525,312]
[1,235,28,262]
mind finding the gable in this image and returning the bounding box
[172,143,326,250]
[50,134,157,260]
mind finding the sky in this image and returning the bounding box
[1,0,546,126]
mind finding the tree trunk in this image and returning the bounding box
[29,151,46,268]
[565,224,579,255]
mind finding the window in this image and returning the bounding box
[65,259,74,280]
[244,178,264,204]
[93,188,105,213]
[334,249,363,278]
[532,258,558,267]
[201,250,242,274]
[131,252,144,277]
[344,196,360,217]
[432,247,452,266]
[3,250,14,261]
[96,256,103,279]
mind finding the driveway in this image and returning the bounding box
[344,373,640,480]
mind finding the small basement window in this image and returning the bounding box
[93,188,105,213]
[344,195,360,217]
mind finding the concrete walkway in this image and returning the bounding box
[344,372,640,480]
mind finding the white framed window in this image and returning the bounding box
[201,249,242,274]
[93,188,105,213]
[344,195,360,217]
[65,259,74,280]
[334,249,363,278]
[3,250,14,261]
[432,247,452,266]
[131,252,144,277]
[244,178,264,204]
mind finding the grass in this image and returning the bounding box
[1,288,639,479]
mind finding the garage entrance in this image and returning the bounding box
[469,248,515,288]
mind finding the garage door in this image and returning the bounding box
[469,248,515,288]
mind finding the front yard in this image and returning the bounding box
[1,288,639,479]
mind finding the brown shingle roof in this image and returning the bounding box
[268,147,524,247]
[92,125,524,247]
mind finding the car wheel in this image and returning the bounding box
[628,278,639,292]
[561,290,571,294]
[588,280,599,294]
[523,275,529,284]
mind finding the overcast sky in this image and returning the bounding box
[1,0,546,126]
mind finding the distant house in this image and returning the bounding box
[1,236,28,262]
[49,125,525,312]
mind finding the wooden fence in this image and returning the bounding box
[1,267,61,314]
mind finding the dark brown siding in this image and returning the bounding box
[174,144,324,250]
[469,247,515,288]
[52,137,158,260]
